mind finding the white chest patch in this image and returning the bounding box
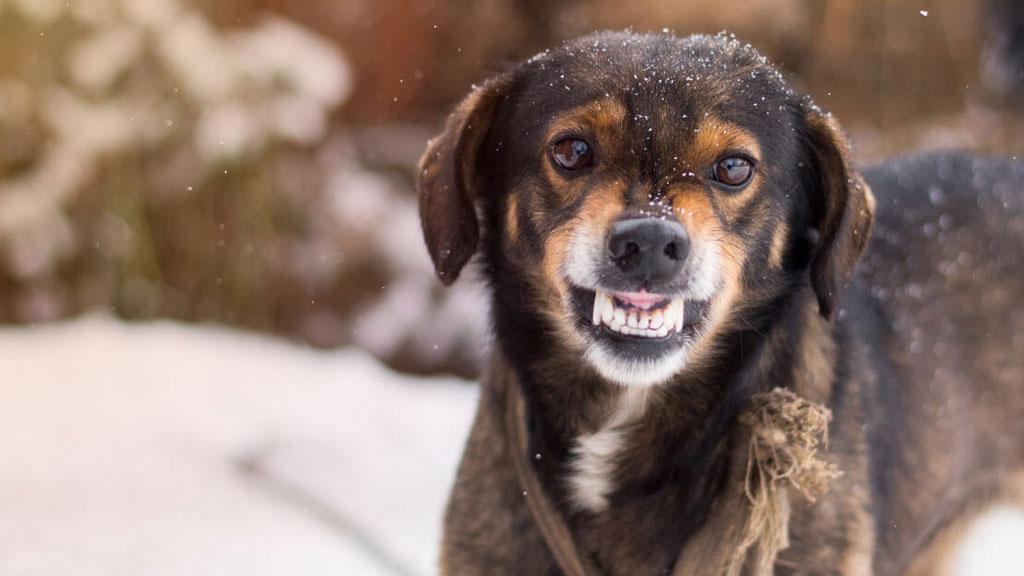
[566,388,648,513]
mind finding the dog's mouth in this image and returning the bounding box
[570,286,710,348]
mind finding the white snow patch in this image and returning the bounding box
[951,505,1024,576]
[0,317,478,576]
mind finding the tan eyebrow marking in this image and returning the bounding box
[689,116,762,167]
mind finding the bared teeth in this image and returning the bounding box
[662,301,675,332]
[663,298,686,334]
[613,307,626,326]
[601,293,614,324]
[650,309,663,330]
[590,290,687,339]
[592,289,615,326]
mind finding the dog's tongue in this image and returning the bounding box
[614,290,665,310]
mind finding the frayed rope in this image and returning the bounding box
[726,388,841,576]
[672,388,839,576]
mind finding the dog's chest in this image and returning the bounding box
[566,388,648,512]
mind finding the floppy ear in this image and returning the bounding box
[417,74,513,285]
[800,105,876,319]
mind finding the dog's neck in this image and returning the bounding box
[492,287,834,573]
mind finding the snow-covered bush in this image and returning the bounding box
[0,0,486,376]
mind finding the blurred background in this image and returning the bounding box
[0,0,1022,575]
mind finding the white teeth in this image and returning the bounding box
[613,307,626,326]
[649,310,663,330]
[592,290,614,326]
[675,297,686,332]
[663,301,676,328]
[589,290,690,339]
[601,292,614,324]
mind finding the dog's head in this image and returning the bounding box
[418,32,874,387]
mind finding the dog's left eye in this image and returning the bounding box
[712,156,754,188]
[551,138,594,171]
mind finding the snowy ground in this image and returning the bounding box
[0,318,1020,576]
[0,317,476,576]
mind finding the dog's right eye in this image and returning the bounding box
[711,156,754,188]
[551,138,594,171]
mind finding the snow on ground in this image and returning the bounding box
[0,317,476,576]
[952,505,1024,576]
[0,317,1020,576]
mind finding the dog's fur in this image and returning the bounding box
[419,31,1024,575]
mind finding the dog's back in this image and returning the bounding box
[845,152,1024,572]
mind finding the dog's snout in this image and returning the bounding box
[607,218,689,282]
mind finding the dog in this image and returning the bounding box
[418,31,1024,575]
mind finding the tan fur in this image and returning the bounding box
[690,118,762,165]
[769,223,789,269]
[504,193,520,248]
[670,184,721,237]
[538,181,627,343]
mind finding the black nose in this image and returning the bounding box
[607,218,689,283]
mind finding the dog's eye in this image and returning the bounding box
[551,138,594,171]
[712,157,754,188]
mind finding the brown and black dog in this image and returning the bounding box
[418,31,1024,575]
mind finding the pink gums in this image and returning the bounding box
[612,290,668,310]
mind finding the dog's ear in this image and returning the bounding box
[800,104,876,319]
[417,74,513,285]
